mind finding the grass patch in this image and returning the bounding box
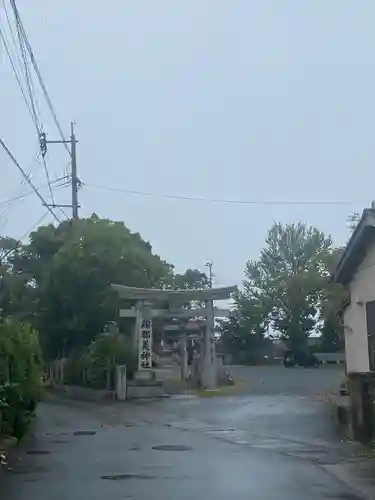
[196,382,246,397]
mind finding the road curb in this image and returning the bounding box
[322,463,374,500]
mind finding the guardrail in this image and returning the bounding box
[314,352,345,364]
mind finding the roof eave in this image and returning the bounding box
[333,210,375,285]
[111,284,237,301]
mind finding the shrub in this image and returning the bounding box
[64,333,137,389]
[0,320,42,439]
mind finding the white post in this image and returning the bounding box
[115,365,127,401]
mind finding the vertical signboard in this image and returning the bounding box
[139,317,153,370]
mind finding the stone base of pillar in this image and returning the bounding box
[201,362,217,390]
[127,379,165,399]
[134,369,156,382]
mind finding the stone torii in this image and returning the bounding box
[111,284,237,390]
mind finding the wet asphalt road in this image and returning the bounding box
[229,364,343,395]
[2,365,374,499]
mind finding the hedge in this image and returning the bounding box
[0,319,42,439]
[63,333,137,390]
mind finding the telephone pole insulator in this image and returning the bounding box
[39,131,47,157]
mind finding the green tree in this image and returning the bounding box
[316,247,347,352]
[0,319,42,438]
[146,268,210,347]
[217,299,269,363]
[10,214,173,359]
[172,269,210,290]
[64,332,137,389]
[241,222,333,352]
[347,212,361,233]
[0,237,37,322]
[0,236,18,259]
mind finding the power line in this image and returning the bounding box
[0,177,69,209]
[13,7,41,133]
[1,4,68,226]
[18,210,50,242]
[0,151,41,231]
[1,2,41,135]
[7,1,57,206]
[8,0,70,218]
[10,0,71,156]
[3,2,75,221]
[84,183,368,207]
[0,24,37,129]
[41,154,55,202]
[3,2,66,219]
[1,0,26,82]
[0,210,50,262]
[0,136,60,222]
[1,4,52,213]
[0,191,33,208]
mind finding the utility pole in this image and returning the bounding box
[205,261,213,288]
[70,123,78,219]
[43,122,79,219]
[0,264,4,322]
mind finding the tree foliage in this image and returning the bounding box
[64,332,137,389]
[0,319,42,438]
[172,269,209,290]
[0,215,211,365]
[217,300,270,364]
[4,215,173,359]
[239,222,336,351]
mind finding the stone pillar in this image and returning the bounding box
[115,365,127,401]
[180,332,189,380]
[201,299,217,390]
[135,303,154,380]
[134,301,143,351]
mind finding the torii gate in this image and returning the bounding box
[111,284,237,390]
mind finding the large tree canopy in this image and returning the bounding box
[172,269,210,290]
[0,214,211,360]
[4,215,173,358]
[217,296,270,363]
[239,222,334,351]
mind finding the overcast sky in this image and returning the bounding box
[1,1,375,287]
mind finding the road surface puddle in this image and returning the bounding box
[26,450,50,455]
[101,474,155,480]
[152,445,191,451]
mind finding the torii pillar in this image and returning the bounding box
[201,298,216,389]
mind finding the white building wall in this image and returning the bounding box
[344,302,368,373]
[343,240,375,373]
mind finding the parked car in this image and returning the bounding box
[283,350,320,368]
